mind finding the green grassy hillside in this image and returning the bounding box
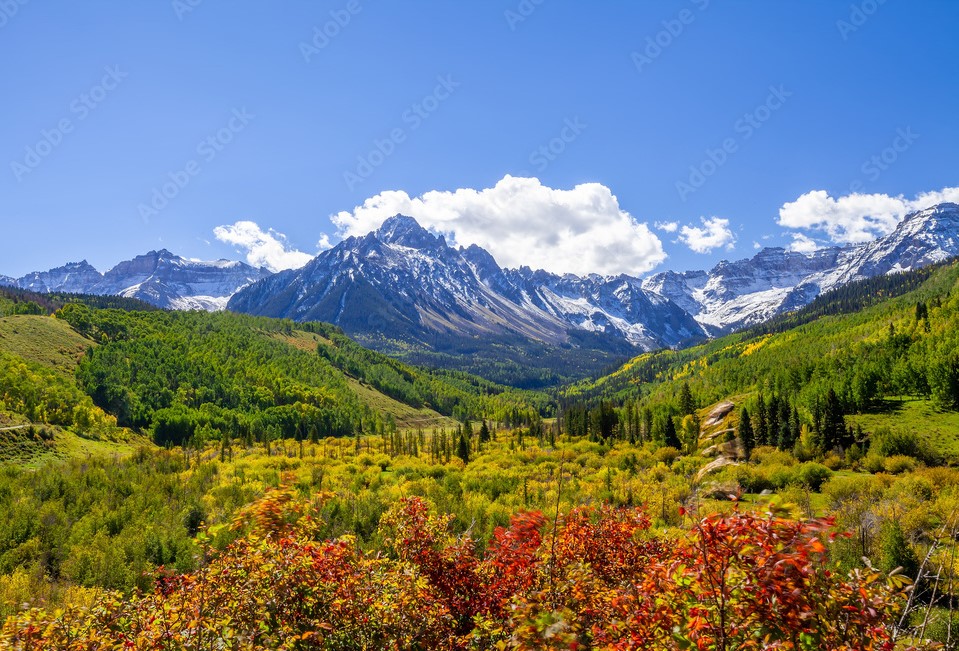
[272,329,459,429]
[0,315,92,376]
[0,314,146,466]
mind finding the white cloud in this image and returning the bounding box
[678,217,736,254]
[213,221,314,272]
[753,241,762,250]
[788,233,820,254]
[778,186,959,244]
[330,175,666,276]
[655,220,678,233]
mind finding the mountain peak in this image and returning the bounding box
[375,215,445,249]
[902,202,959,224]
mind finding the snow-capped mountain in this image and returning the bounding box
[228,215,708,351]
[642,202,959,332]
[93,250,270,311]
[15,261,104,295]
[3,250,269,310]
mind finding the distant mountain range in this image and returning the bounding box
[230,203,959,344]
[227,215,707,351]
[642,202,959,331]
[4,202,959,381]
[2,249,269,311]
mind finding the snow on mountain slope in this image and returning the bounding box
[15,261,105,294]
[92,249,269,310]
[7,203,958,353]
[230,215,709,351]
[642,203,959,331]
[5,250,269,310]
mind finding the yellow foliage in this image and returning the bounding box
[740,335,772,357]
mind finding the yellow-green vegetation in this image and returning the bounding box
[0,299,547,466]
[0,423,144,468]
[0,316,92,376]
[2,426,959,644]
[0,294,547,476]
[0,314,145,464]
[0,431,688,617]
[345,378,458,430]
[0,313,125,464]
[564,259,959,467]
[5,264,959,645]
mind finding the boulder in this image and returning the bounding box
[696,455,739,482]
[703,401,736,429]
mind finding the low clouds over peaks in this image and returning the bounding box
[779,186,959,245]
[331,176,667,276]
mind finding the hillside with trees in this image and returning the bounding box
[562,259,959,460]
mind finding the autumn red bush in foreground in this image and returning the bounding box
[0,489,915,650]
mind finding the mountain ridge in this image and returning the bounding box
[228,215,709,351]
[229,203,959,355]
[3,250,270,311]
[642,202,959,332]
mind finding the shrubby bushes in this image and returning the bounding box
[715,449,832,493]
[0,490,914,650]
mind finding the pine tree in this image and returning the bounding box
[641,406,653,442]
[767,395,781,447]
[593,401,618,441]
[456,430,470,464]
[663,414,680,450]
[738,407,754,456]
[756,394,768,446]
[678,382,696,416]
[821,389,846,451]
[775,397,791,450]
[479,420,491,443]
[784,406,801,450]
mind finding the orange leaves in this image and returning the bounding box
[0,493,920,650]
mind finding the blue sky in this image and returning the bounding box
[2,0,957,278]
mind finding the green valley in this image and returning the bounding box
[3,263,959,647]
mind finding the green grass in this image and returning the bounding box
[0,315,93,376]
[847,398,959,459]
[0,422,147,468]
[346,378,459,431]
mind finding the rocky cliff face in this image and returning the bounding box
[15,261,104,295]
